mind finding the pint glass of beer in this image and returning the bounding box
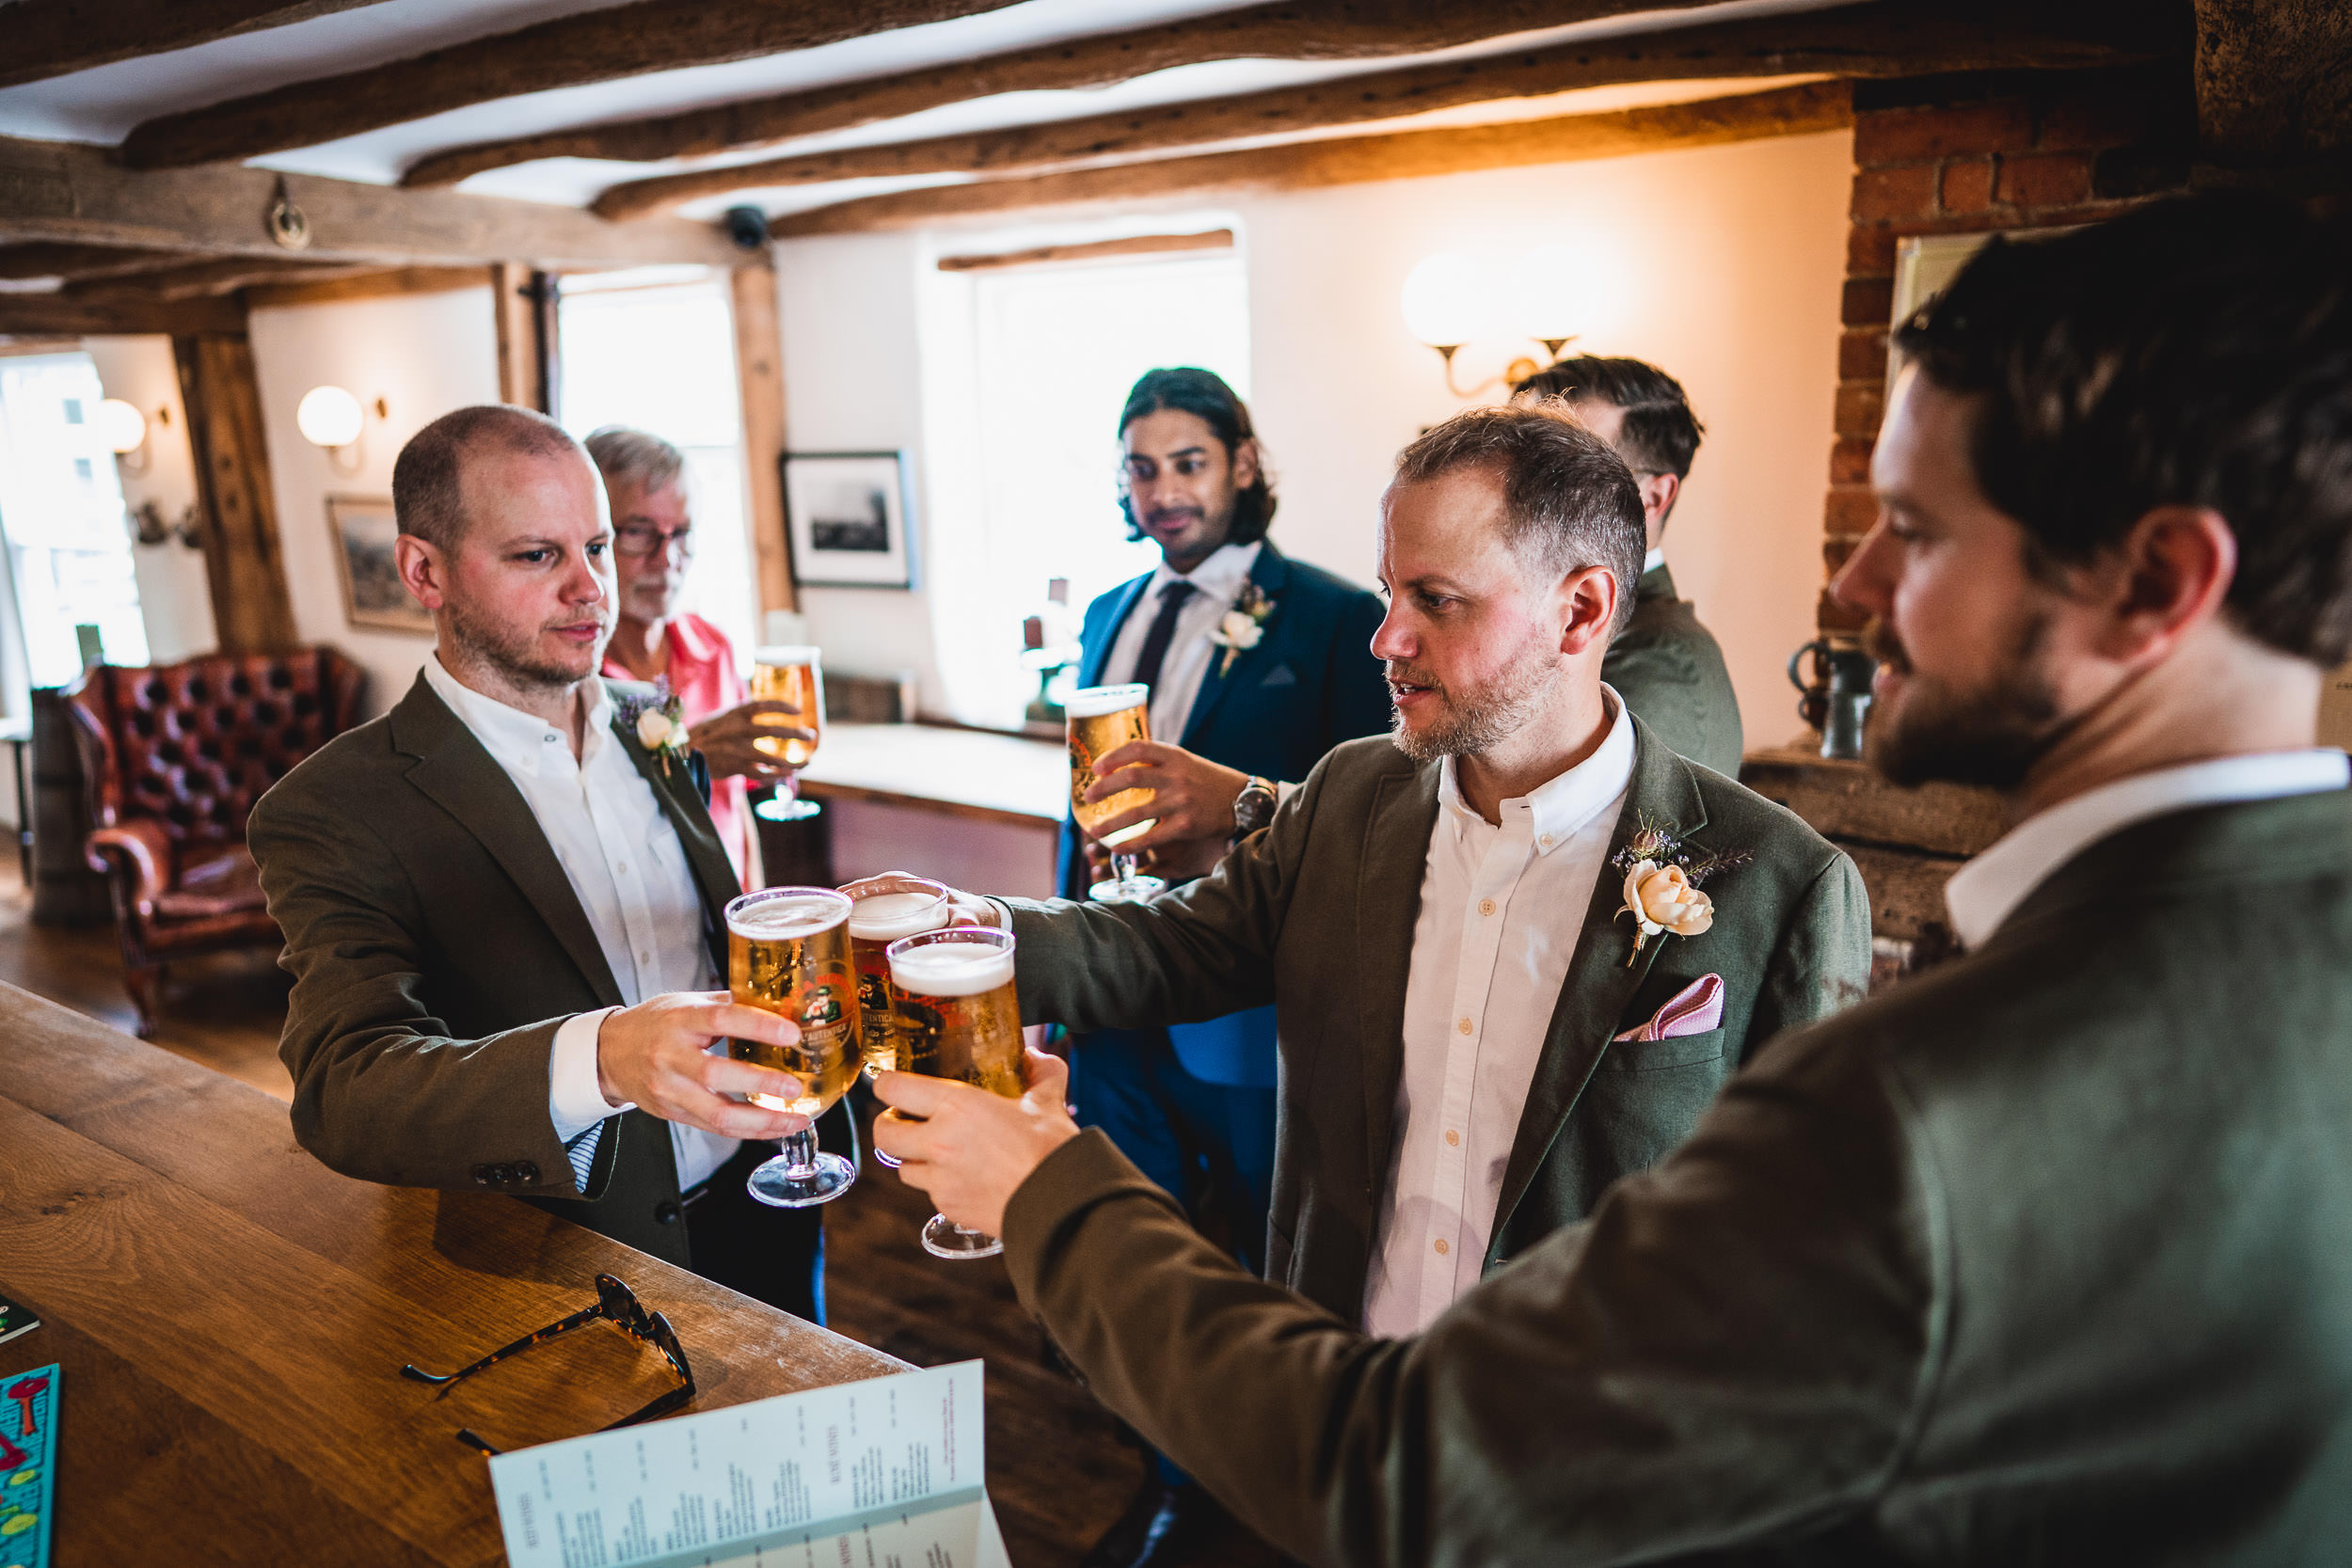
[751,644,823,823]
[1065,683,1166,904]
[724,886,862,1207]
[882,927,1024,1259]
[839,874,953,1170]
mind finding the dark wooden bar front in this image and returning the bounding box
[0,981,906,1567]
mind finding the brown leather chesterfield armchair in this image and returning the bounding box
[63,649,366,1035]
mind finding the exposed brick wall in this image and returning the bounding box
[1818,65,2195,635]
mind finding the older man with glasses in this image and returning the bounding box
[588,426,801,884]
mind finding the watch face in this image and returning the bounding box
[1235,783,1276,833]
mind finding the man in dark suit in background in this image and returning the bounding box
[250,404,830,1322]
[1516,356,1742,775]
[876,194,2352,1564]
[1058,367,1390,1565]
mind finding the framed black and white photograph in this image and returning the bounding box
[783,450,916,589]
[326,494,432,634]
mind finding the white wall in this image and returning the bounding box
[246,285,501,718]
[774,129,1853,752]
[83,335,218,664]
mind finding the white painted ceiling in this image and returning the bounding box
[0,0,1850,219]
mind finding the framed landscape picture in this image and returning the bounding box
[783,450,916,589]
[326,494,431,634]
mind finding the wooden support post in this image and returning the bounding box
[729,264,797,617]
[491,261,554,413]
[171,334,300,653]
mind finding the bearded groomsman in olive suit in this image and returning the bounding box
[907,402,1870,1339]
[876,193,2352,1564]
[250,405,832,1321]
[1516,356,1742,775]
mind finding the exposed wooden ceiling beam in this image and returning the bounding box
[0,293,247,337]
[0,1,391,92]
[0,243,198,281]
[596,2,2161,220]
[771,79,1855,238]
[0,135,742,269]
[937,230,1235,273]
[118,0,1031,172]
[243,265,491,309]
[401,0,1731,189]
[63,256,386,303]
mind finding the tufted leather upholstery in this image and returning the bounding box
[65,649,366,1035]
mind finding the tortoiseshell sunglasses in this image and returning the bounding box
[399,1273,696,1455]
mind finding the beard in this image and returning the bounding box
[444,595,608,696]
[1388,634,1565,764]
[1863,611,2068,790]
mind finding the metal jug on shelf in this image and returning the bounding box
[1788,637,1877,761]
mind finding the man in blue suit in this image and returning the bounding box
[1063,367,1389,1566]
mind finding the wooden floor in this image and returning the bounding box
[0,857,1282,1568]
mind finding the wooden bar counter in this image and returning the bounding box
[0,982,905,1567]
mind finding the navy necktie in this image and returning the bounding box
[1128,579,1197,697]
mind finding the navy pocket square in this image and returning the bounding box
[1258,663,1298,689]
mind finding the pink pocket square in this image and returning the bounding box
[1614,974,1724,1042]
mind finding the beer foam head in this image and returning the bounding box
[726,889,848,941]
[849,890,948,942]
[1064,683,1150,719]
[888,937,1015,997]
[754,643,820,667]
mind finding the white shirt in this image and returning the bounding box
[1362,690,1637,1338]
[1644,546,1665,576]
[1105,540,1263,740]
[1943,749,2350,950]
[421,656,735,1192]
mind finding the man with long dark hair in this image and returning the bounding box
[872,192,2352,1561]
[1059,366,1390,1565]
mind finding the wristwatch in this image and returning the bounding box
[1232,775,1279,836]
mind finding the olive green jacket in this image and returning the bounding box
[1604,562,1743,777]
[1003,787,2352,1565]
[1001,716,1870,1320]
[248,673,739,1265]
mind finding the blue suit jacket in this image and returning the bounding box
[1059,541,1390,1084]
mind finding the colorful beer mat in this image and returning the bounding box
[0,1364,56,1568]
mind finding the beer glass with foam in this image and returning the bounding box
[1065,683,1166,904]
[882,927,1025,1259]
[724,886,862,1206]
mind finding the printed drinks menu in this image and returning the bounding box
[0,1364,57,1568]
[489,1359,1004,1568]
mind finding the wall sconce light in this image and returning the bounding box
[97,397,151,474]
[297,384,368,473]
[1403,248,1584,400]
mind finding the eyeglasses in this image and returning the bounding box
[613,522,695,560]
[399,1273,696,1455]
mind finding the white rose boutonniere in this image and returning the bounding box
[1612,816,1751,965]
[619,682,691,778]
[1206,582,1276,676]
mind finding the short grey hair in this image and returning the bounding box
[1392,403,1647,635]
[584,426,685,496]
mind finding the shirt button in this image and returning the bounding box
[1434,1239,1450,1256]
[1445,1129,1460,1148]
[1457,1017,1472,1036]
[1478,898,1496,916]
[616,861,628,874]
[1540,832,1554,847]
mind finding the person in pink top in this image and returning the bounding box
[587,427,802,885]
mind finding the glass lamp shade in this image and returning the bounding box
[95,398,148,454]
[296,385,365,449]
[1510,245,1585,347]
[1400,253,1497,350]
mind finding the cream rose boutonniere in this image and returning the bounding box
[1206,582,1276,675]
[1612,816,1751,965]
[618,683,691,778]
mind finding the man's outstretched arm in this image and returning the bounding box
[876,1030,1934,1566]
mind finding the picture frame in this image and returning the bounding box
[326,494,432,634]
[783,450,916,590]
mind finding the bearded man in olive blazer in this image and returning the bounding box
[939,404,1869,1332]
[1517,356,1742,776]
[877,194,2352,1564]
[252,404,832,1320]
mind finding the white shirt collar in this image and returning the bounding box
[1643,546,1665,576]
[1437,687,1635,854]
[1149,539,1261,603]
[1943,748,2350,948]
[423,652,612,778]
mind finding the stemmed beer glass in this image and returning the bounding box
[1065,683,1165,904]
[880,927,1026,1259]
[723,886,862,1207]
[838,874,952,1171]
